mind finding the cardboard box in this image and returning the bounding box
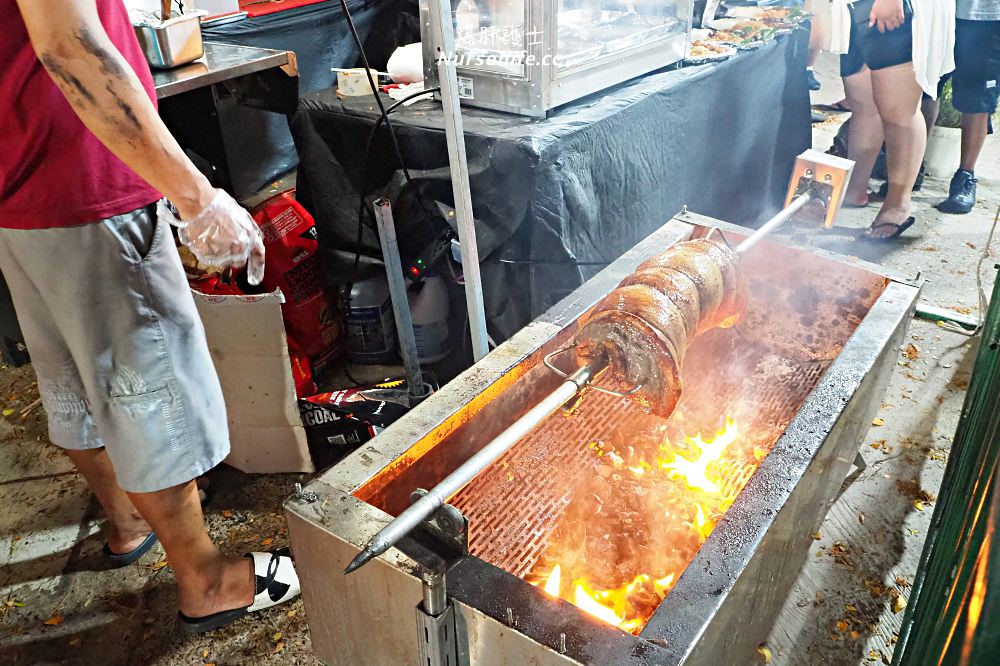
[193,290,314,474]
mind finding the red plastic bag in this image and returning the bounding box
[252,190,343,373]
[287,336,317,398]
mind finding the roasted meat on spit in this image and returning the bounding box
[576,239,746,417]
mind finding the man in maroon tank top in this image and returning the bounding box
[1,0,299,632]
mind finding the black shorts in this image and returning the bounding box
[953,19,1000,114]
[840,0,914,78]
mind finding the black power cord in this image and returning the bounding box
[355,87,441,273]
[337,0,415,186]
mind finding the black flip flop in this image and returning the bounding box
[177,550,301,634]
[817,100,851,112]
[862,216,916,242]
[103,532,158,568]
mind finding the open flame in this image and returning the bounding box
[661,420,739,493]
[532,418,747,633]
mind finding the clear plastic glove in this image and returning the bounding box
[159,189,265,285]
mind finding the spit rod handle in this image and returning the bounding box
[344,361,600,574]
[735,193,812,255]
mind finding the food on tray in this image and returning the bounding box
[726,5,805,29]
[706,29,744,44]
[707,17,782,43]
[688,41,734,59]
[576,239,746,418]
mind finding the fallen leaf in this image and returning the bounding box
[812,531,822,540]
[274,642,285,654]
[893,595,907,613]
[222,510,233,519]
[287,609,298,618]
[903,344,920,360]
[895,576,910,588]
[68,636,82,648]
[846,604,858,612]
[881,651,891,665]
[859,513,866,525]
[850,630,860,639]
[2,408,13,416]
[966,241,977,249]
[150,560,169,571]
[757,645,772,663]
[273,632,283,642]
[202,649,209,658]
[837,619,849,632]
[873,418,885,427]
[261,538,274,547]
[914,500,925,511]
[44,615,64,626]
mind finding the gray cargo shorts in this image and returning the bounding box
[0,204,230,493]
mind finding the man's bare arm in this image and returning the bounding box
[15,0,215,219]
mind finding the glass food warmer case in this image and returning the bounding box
[420,0,693,117]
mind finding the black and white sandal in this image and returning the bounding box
[177,550,301,634]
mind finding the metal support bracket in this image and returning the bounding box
[373,198,433,408]
[426,0,490,361]
[416,570,461,666]
[409,488,470,557]
[405,491,468,666]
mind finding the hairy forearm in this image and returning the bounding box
[21,7,213,218]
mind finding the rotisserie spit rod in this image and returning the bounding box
[344,195,810,574]
[344,362,598,574]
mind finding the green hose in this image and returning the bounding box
[894,267,1000,666]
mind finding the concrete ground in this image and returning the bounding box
[764,53,998,665]
[0,53,997,666]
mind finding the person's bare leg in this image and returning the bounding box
[843,68,883,206]
[808,48,820,69]
[64,448,151,554]
[921,97,939,138]
[128,481,253,618]
[960,112,989,172]
[869,62,925,237]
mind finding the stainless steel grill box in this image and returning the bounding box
[286,210,920,665]
[419,0,693,116]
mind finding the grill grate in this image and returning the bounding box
[450,327,832,580]
[450,391,630,578]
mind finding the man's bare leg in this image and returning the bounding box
[843,68,884,206]
[64,448,151,554]
[921,97,939,138]
[128,481,253,618]
[868,62,925,237]
[960,112,989,172]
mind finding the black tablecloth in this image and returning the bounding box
[293,30,812,340]
[200,0,418,197]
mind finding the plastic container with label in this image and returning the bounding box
[345,275,397,364]
[407,273,450,363]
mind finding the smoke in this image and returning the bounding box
[524,239,888,632]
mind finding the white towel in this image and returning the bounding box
[829,0,853,55]
[911,1,956,99]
